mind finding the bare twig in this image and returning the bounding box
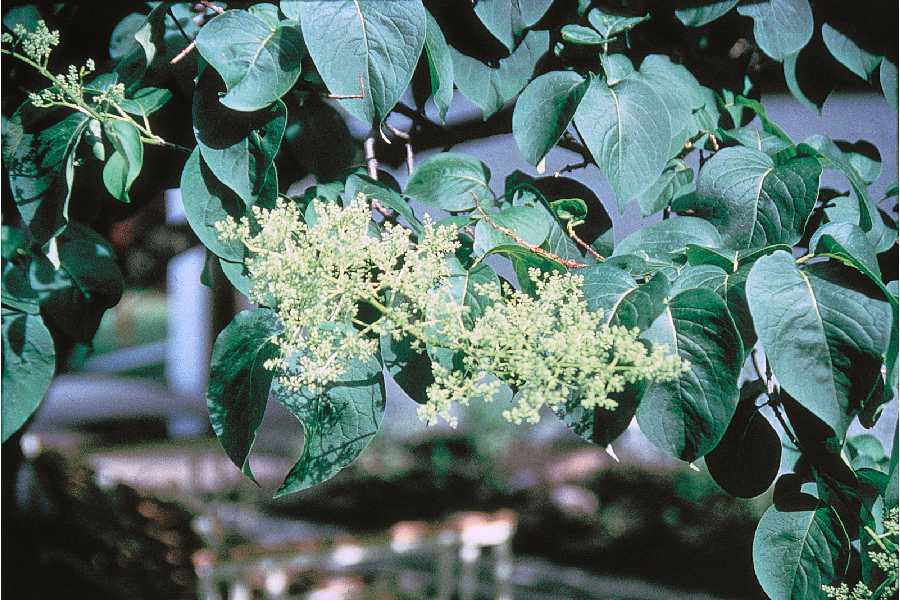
[566,221,602,260]
[201,0,225,15]
[167,4,214,64]
[364,135,379,180]
[770,399,801,448]
[167,8,193,43]
[326,92,365,100]
[750,349,766,383]
[361,135,394,218]
[477,202,587,269]
[554,159,590,177]
[327,74,366,100]
[170,39,197,64]
[752,349,800,447]
[387,124,415,175]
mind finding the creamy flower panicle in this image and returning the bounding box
[216,194,687,426]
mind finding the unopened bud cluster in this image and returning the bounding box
[3,21,124,110]
[2,21,58,67]
[217,195,686,426]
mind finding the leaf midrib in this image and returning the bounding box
[797,268,840,409]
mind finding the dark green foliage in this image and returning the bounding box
[1,4,897,598]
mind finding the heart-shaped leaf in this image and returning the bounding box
[208,308,281,481]
[747,251,892,434]
[196,9,304,112]
[275,353,385,496]
[636,288,744,461]
[297,0,426,124]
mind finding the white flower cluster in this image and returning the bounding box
[823,507,898,600]
[216,196,459,395]
[217,195,686,426]
[425,270,686,425]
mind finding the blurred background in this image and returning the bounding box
[2,2,897,599]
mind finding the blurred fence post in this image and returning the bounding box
[165,189,212,404]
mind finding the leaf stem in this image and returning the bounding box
[476,203,588,269]
[566,221,603,260]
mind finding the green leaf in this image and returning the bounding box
[2,262,38,316]
[685,243,791,272]
[423,11,454,122]
[8,113,89,243]
[636,159,695,217]
[669,263,727,296]
[1,226,26,261]
[440,258,500,328]
[822,24,882,80]
[636,288,743,461]
[746,252,892,433]
[804,134,877,233]
[809,222,897,424]
[731,95,793,144]
[725,264,760,349]
[129,3,193,72]
[737,0,814,62]
[381,333,432,404]
[667,262,759,350]
[474,205,552,256]
[600,54,635,86]
[196,9,304,112]
[706,380,781,498]
[345,174,421,233]
[219,257,253,297]
[297,0,426,124]
[783,51,824,115]
[720,127,792,155]
[512,71,589,166]
[1,308,55,441]
[810,222,881,280]
[881,59,898,110]
[248,2,280,27]
[275,353,385,496]
[208,308,281,481]
[886,425,899,509]
[284,95,356,181]
[582,265,669,330]
[180,148,248,262]
[102,120,143,203]
[451,30,549,119]
[574,74,671,205]
[2,5,41,31]
[558,380,645,447]
[637,55,708,160]
[560,24,604,45]
[586,8,649,38]
[28,224,124,344]
[549,198,588,222]
[752,503,850,600]
[405,153,492,212]
[674,145,821,250]
[824,195,897,255]
[473,0,553,51]
[110,13,152,60]
[675,1,739,27]
[119,87,172,118]
[193,67,286,204]
[613,216,722,262]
